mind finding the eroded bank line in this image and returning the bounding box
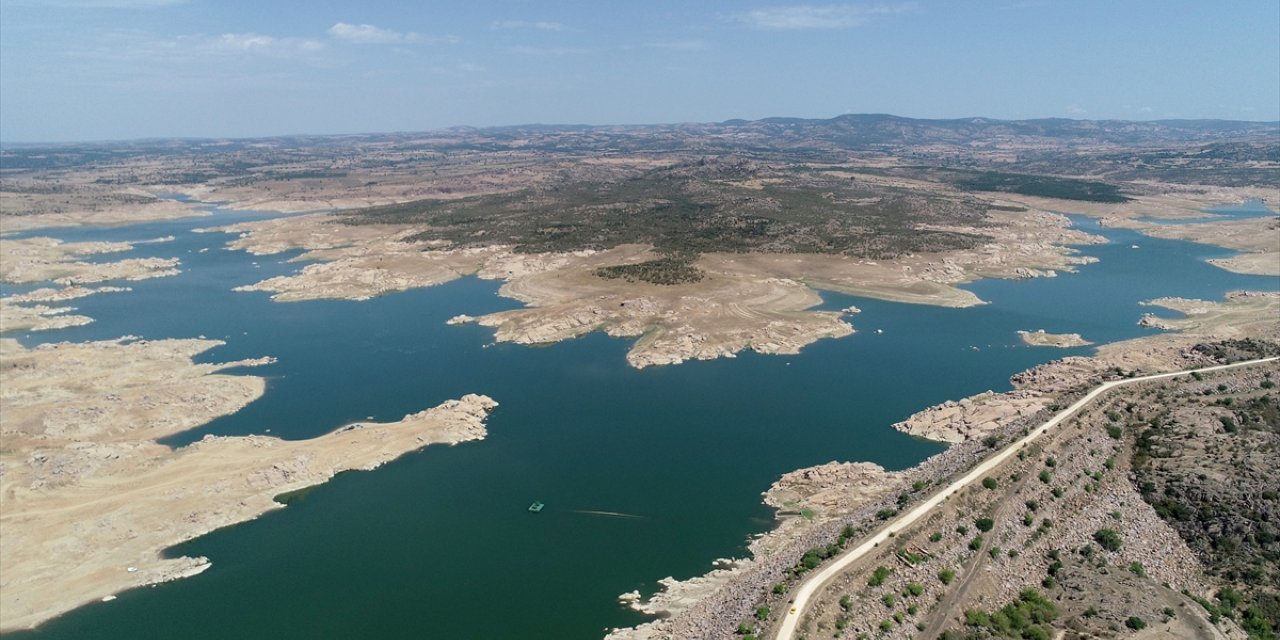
[774,356,1280,640]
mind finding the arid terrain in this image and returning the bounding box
[0,335,497,630]
[1,116,1277,636]
[606,293,1280,640]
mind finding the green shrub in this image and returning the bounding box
[1093,528,1123,552]
[982,477,998,490]
[869,566,892,586]
[939,568,956,585]
[975,518,994,532]
[1125,616,1146,630]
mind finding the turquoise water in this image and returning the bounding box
[4,204,1277,639]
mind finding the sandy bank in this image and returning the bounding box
[0,236,179,285]
[0,198,205,233]
[1128,216,1278,276]
[0,300,94,333]
[608,462,905,640]
[899,291,1280,444]
[1017,329,1093,348]
[892,389,1053,444]
[0,286,132,334]
[1138,291,1280,336]
[217,208,1100,368]
[606,289,1280,638]
[1005,184,1278,222]
[0,235,179,333]
[0,336,497,630]
[1008,188,1280,276]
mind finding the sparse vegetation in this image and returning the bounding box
[594,255,705,285]
[953,589,1059,639]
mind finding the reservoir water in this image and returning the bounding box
[4,204,1277,639]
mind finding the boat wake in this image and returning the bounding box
[571,509,647,520]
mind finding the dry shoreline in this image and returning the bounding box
[1006,186,1280,276]
[214,206,1100,368]
[0,235,182,335]
[0,336,497,631]
[1017,329,1092,348]
[3,189,1274,634]
[0,197,206,234]
[605,290,1280,639]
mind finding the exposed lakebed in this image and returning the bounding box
[4,203,1277,639]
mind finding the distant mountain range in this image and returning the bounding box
[3,114,1276,150]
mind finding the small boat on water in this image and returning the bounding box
[528,501,545,513]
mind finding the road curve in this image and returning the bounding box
[774,356,1278,640]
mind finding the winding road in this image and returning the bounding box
[774,356,1278,640]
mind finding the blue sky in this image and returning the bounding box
[1,0,1277,141]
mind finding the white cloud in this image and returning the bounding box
[644,40,710,51]
[1065,104,1088,116]
[11,0,185,8]
[506,45,590,57]
[325,22,460,45]
[328,22,413,44]
[738,3,915,30]
[201,33,323,56]
[489,20,567,31]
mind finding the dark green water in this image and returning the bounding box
[4,204,1277,639]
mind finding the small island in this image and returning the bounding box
[1017,329,1093,348]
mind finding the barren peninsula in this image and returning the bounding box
[0,336,497,630]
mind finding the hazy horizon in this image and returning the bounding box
[4,111,1280,147]
[2,0,1278,142]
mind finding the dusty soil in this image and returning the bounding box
[1004,184,1278,222]
[0,188,205,233]
[606,288,1279,640]
[0,235,180,334]
[1111,215,1280,276]
[214,207,1100,369]
[0,336,497,631]
[1008,186,1280,276]
[0,236,179,285]
[1017,329,1093,348]
[0,286,130,333]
